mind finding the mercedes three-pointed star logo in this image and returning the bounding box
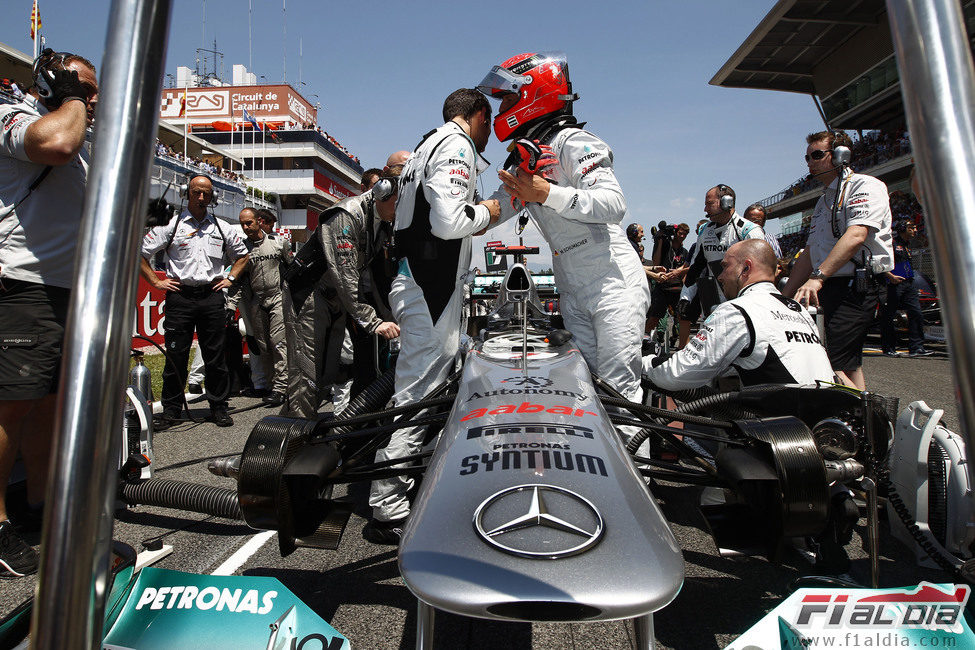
[472,484,604,559]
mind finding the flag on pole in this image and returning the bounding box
[242,108,262,131]
[30,0,42,39]
[178,88,187,117]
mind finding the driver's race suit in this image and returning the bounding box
[369,121,492,523]
[680,214,765,315]
[489,120,649,401]
[646,281,835,390]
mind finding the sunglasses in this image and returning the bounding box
[805,149,830,162]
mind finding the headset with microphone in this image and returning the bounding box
[179,172,219,206]
[371,176,398,202]
[32,48,71,101]
[716,184,735,212]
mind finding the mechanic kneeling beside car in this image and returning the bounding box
[645,239,836,390]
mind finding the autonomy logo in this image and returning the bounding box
[794,583,970,630]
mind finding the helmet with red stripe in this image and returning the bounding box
[477,51,578,142]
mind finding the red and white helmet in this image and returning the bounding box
[477,51,578,142]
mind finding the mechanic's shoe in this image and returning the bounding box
[209,409,234,427]
[0,520,38,578]
[910,348,935,357]
[262,392,285,407]
[153,408,182,431]
[362,518,407,545]
[187,383,203,394]
[883,350,900,357]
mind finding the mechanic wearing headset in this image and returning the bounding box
[281,165,400,419]
[478,51,650,405]
[645,239,835,391]
[783,130,894,390]
[0,48,98,578]
[679,184,767,320]
[140,174,249,428]
[366,89,501,544]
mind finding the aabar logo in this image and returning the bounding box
[460,402,597,421]
[135,585,277,614]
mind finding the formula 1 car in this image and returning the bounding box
[189,259,962,648]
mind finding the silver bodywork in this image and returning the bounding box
[399,265,684,622]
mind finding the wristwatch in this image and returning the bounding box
[227,274,237,283]
[809,269,826,281]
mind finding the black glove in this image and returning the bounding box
[675,299,690,321]
[225,309,237,327]
[49,68,88,109]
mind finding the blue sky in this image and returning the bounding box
[5,0,822,255]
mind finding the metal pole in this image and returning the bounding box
[886,0,975,470]
[32,0,172,648]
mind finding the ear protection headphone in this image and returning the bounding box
[32,48,72,100]
[829,131,852,167]
[180,173,218,206]
[371,177,398,202]
[717,184,735,211]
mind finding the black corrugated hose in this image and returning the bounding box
[121,479,242,520]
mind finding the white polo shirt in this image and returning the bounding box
[806,169,894,277]
[0,96,90,289]
[142,210,248,286]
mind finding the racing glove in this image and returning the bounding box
[49,68,88,109]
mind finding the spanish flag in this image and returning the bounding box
[30,0,42,40]
[178,88,187,117]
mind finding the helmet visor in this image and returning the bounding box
[476,66,528,98]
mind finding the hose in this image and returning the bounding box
[621,391,750,455]
[120,478,242,521]
[328,368,396,438]
[672,391,755,419]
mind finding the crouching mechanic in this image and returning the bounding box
[366,89,500,543]
[281,165,401,419]
[645,240,835,391]
[477,51,650,403]
[318,167,402,412]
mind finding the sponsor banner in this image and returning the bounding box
[160,85,317,125]
[313,170,357,201]
[726,582,974,649]
[133,271,168,347]
[102,567,349,649]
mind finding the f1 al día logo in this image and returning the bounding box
[727,582,974,649]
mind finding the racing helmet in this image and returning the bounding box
[477,51,578,142]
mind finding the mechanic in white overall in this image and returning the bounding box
[646,239,835,391]
[365,89,500,543]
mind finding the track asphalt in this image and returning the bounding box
[1,340,960,649]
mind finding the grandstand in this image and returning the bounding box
[711,0,975,273]
[160,64,363,238]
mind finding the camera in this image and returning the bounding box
[649,220,675,267]
[650,220,675,241]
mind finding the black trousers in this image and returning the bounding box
[880,279,925,353]
[161,289,229,412]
